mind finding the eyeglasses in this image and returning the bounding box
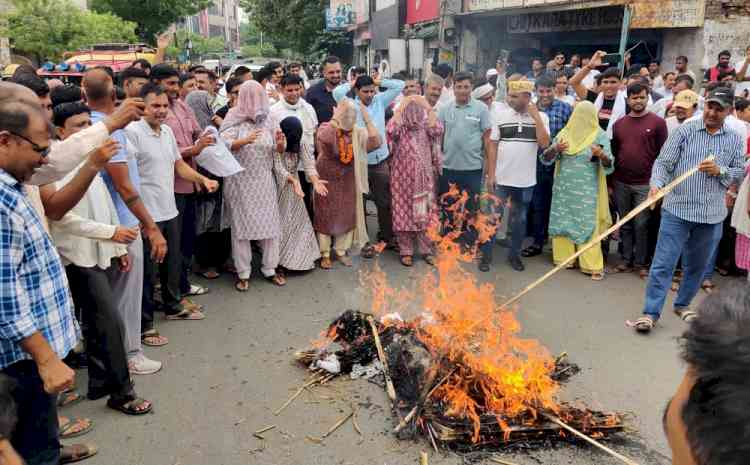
[6,131,50,157]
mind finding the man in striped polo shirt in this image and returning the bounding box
[633,88,745,333]
[482,80,550,272]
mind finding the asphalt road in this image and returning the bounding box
[63,236,727,465]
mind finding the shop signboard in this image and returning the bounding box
[406,0,440,24]
[507,7,623,33]
[467,0,705,29]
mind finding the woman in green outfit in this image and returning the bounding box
[541,101,614,280]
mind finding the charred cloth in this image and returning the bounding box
[294,310,625,451]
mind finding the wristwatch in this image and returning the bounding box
[719,166,727,177]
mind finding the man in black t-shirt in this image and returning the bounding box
[570,51,623,131]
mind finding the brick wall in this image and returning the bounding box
[706,0,750,20]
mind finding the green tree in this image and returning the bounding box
[239,0,347,56]
[1,0,137,62]
[90,0,212,42]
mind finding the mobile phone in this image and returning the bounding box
[602,53,621,65]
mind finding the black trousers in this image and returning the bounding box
[4,360,59,465]
[299,171,315,222]
[195,229,232,270]
[175,193,196,295]
[66,263,133,400]
[143,217,183,331]
[368,160,393,243]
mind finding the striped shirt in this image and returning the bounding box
[491,107,550,187]
[651,118,744,224]
[0,170,79,369]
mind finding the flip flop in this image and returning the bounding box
[165,308,205,320]
[60,443,98,464]
[141,329,168,347]
[675,308,698,322]
[57,390,83,408]
[197,269,220,280]
[265,274,287,287]
[235,279,250,292]
[59,417,93,440]
[107,397,152,416]
[629,316,655,333]
[185,284,209,296]
[400,255,413,267]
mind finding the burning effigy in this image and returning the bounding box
[291,187,628,454]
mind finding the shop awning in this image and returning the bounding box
[457,0,616,19]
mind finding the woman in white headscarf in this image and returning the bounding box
[220,80,288,290]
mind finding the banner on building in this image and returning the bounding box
[326,0,355,30]
[407,0,440,24]
[353,0,370,24]
[630,0,705,29]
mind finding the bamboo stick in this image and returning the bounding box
[367,316,397,403]
[489,457,520,465]
[274,375,325,416]
[393,368,455,433]
[321,410,354,439]
[502,156,714,308]
[541,413,640,465]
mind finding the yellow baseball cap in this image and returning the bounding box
[673,90,699,109]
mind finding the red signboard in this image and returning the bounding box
[406,0,439,24]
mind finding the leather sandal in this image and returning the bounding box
[60,443,98,464]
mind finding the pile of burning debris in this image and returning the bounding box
[289,195,630,458]
[295,309,624,451]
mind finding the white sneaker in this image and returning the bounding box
[128,354,162,375]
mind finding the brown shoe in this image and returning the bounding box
[320,256,332,269]
[335,253,353,267]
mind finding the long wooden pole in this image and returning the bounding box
[542,413,640,465]
[501,156,714,308]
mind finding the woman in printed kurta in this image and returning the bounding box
[220,80,287,290]
[386,96,443,266]
[541,101,614,280]
[274,116,327,272]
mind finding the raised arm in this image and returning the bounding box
[570,51,606,100]
[375,79,406,107]
[332,83,352,103]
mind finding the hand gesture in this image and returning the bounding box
[144,226,167,263]
[275,129,286,154]
[589,51,607,69]
[156,32,172,50]
[527,102,540,119]
[698,159,721,176]
[244,129,262,145]
[268,87,279,101]
[313,179,328,197]
[201,177,219,193]
[89,138,120,169]
[111,225,139,244]
[196,134,216,152]
[119,254,132,273]
[106,98,145,131]
[590,144,604,160]
[555,140,569,154]
[290,177,304,197]
[37,356,75,394]
[211,115,223,127]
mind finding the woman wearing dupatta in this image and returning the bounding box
[314,100,381,269]
[541,101,614,280]
[220,80,288,290]
[386,95,443,266]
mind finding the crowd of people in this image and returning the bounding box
[1,43,750,465]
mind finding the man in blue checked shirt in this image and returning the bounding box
[632,87,745,333]
[333,74,405,257]
[0,100,77,465]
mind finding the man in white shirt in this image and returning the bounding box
[666,90,700,134]
[482,79,550,272]
[270,74,319,218]
[43,102,156,411]
[125,83,218,324]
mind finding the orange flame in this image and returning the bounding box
[363,185,559,442]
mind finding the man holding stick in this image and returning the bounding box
[632,88,745,333]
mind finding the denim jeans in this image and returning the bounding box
[527,165,554,248]
[643,210,722,319]
[481,185,534,263]
[4,360,60,465]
